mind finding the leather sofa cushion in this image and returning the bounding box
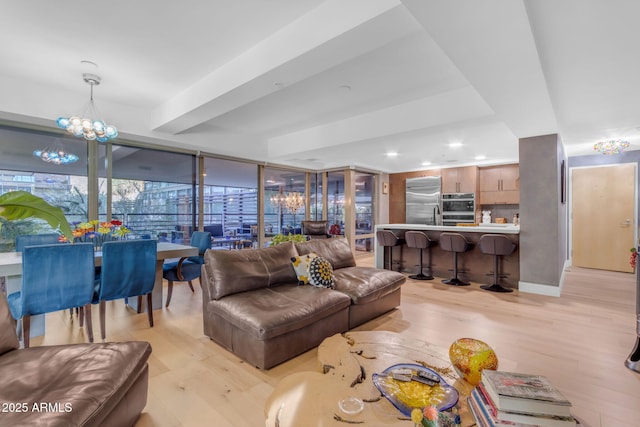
[0,341,151,426]
[295,237,356,269]
[0,293,19,356]
[206,284,350,340]
[302,220,328,236]
[333,267,406,305]
[203,241,298,300]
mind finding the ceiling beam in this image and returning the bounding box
[150,0,406,135]
[401,0,557,139]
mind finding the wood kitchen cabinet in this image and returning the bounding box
[479,164,520,204]
[442,166,478,193]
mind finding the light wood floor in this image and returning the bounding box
[35,254,640,427]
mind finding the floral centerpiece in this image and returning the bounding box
[70,219,130,250]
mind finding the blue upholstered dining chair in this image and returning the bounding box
[94,239,157,340]
[7,242,95,348]
[15,233,63,252]
[162,231,210,307]
[15,233,79,319]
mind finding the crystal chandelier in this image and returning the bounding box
[593,139,630,155]
[56,73,118,142]
[270,192,305,214]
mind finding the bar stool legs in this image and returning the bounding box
[478,234,516,293]
[439,232,471,286]
[442,250,470,286]
[405,231,434,280]
[376,230,404,271]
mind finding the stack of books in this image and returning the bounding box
[467,370,577,427]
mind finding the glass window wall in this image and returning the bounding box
[0,126,88,250]
[108,144,195,243]
[201,157,258,248]
[264,167,306,240]
[354,172,375,252]
[327,171,345,236]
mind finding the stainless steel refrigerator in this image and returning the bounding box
[405,176,442,225]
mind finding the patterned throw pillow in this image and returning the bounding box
[291,252,318,285]
[308,256,335,289]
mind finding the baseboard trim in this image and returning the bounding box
[518,260,570,297]
[518,281,561,297]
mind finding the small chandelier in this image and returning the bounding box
[56,73,118,142]
[593,139,630,155]
[270,192,305,213]
[33,141,78,165]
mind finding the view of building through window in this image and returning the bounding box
[0,125,377,252]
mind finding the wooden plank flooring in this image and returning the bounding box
[35,254,640,427]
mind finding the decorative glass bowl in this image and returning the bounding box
[372,364,459,417]
[449,338,498,386]
[338,397,364,415]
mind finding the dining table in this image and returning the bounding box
[0,242,198,338]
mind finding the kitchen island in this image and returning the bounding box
[375,224,520,288]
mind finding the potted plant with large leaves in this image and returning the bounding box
[0,191,73,247]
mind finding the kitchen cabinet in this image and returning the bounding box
[479,164,519,204]
[442,166,478,194]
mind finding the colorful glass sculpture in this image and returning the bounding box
[448,338,498,386]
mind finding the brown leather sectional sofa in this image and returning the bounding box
[200,237,406,369]
[0,293,151,427]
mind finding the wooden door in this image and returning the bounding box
[572,163,636,272]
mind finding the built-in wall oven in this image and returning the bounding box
[441,193,475,225]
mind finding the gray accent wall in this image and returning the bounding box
[519,134,567,290]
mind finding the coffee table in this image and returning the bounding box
[265,331,476,426]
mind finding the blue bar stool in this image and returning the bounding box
[478,234,516,293]
[439,232,471,286]
[405,231,436,280]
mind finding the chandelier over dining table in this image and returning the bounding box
[56,73,118,142]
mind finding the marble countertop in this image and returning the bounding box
[375,223,520,234]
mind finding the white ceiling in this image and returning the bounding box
[1,0,639,173]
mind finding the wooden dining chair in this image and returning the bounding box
[162,231,210,307]
[7,242,95,348]
[94,239,157,340]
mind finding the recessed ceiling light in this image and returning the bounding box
[421,161,431,166]
[475,155,486,160]
[448,142,463,148]
[386,151,398,157]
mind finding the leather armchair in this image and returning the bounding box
[0,292,152,426]
[301,220,331,239]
